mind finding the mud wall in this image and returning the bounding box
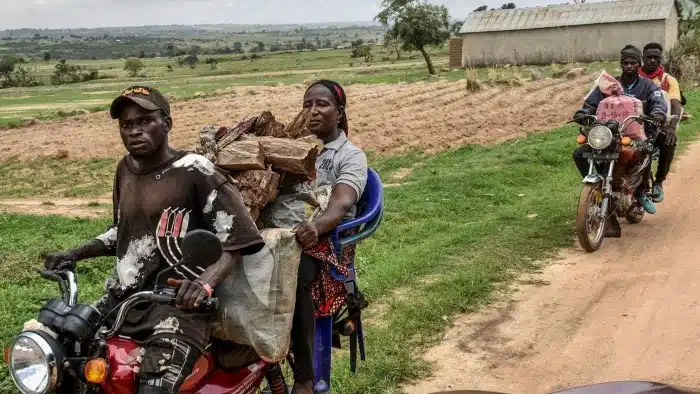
[461,19,673,67]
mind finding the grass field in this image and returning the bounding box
[0,47,451,127]
[2,90,697,393]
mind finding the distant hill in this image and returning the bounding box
[1,22,383,39]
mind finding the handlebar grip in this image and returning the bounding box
[38,269,61,281]
[144,293,175,305]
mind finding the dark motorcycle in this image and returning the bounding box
[574,114,664,252]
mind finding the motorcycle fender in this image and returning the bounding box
[582,174,604,184]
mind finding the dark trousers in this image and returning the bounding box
[290,254,318,383]
[573,145,598,178]
[654,132,677,184]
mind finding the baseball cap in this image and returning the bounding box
[109,85,170,119]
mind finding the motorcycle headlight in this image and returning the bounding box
[9,331,62,394]
[588,125,613,150]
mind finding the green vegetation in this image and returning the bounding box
[2,91,698,392]
[0,23,387,61]
[0,47,450,127]
[377,0,451,75]
[0,158,116,198]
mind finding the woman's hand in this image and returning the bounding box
[294,221,320,249]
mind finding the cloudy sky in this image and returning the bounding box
[2,0,588,29]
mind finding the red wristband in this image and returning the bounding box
[195,279,213,297]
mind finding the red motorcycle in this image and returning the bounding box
[5,230,291,394]
[6,168,385,394]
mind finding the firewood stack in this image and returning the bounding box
[197,110,324,229]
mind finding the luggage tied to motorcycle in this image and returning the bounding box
[595,71,646,141]
[197,109,323,362]
[212,228,302,362]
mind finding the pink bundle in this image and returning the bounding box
[595,72,645,140]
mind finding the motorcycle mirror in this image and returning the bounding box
[180,229,223,266]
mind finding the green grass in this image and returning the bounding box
[1,92,698,393]
[0,48,449,126]
[0,158,116,198]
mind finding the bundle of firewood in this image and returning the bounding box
[197,110,323,228]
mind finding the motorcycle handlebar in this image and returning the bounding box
[100,290,218,338]
[38,267,78,307]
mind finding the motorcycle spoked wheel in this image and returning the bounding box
[625,204,645,224]
[576,183,606,253]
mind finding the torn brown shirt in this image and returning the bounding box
[94,151,264,351]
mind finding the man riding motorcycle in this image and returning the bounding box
[43,86,265,394]
[640,42,683,203]
[572,45,667,238]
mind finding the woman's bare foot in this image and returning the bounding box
[291,380,314,394]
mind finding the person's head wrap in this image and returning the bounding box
[620,45,643,65]
[305,79,348,135]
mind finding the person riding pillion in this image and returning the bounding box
[290,80,368,394]
[44,86,265,394]
[572,45,667,236]
[640,42,683,203]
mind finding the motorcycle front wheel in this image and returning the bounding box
[576,183,606,253]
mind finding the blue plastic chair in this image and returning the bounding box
[312,168,384,393]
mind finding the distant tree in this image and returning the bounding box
[166,65,173,72]
[384,31,402,59]
[43,52,52,62]
[51,60,98,84]
[180,55,199,69]
[0,56,19,79]
[233,42,243,53]
[188,45,201,56]
[139,51,146,58]
[376,0,450,75]
[501,3,516,9]
[166,44,175,58]
[205,57,218,69]
[258,41,265,51]
[473,5,488,11]
[450,21,464,35]
[324,39,333,48]
[350,40,373,62]
[124,58,145,77]
[315,37,322,48]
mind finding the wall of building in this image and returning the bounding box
[461,20,674,67]
[449,37,463,69]
[665,6,679,50]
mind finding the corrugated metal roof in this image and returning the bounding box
[459,0,677,34]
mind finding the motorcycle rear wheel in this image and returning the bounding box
[576,183,606,253]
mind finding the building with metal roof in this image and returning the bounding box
[456,0,679,67]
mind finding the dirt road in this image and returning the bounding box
[405,142,700,394]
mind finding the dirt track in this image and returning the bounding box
[405,142,700,394]
[0,76,595,161]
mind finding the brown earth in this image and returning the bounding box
[0,76,596,162]
[404,142,700,394]
[0,198,111,218]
